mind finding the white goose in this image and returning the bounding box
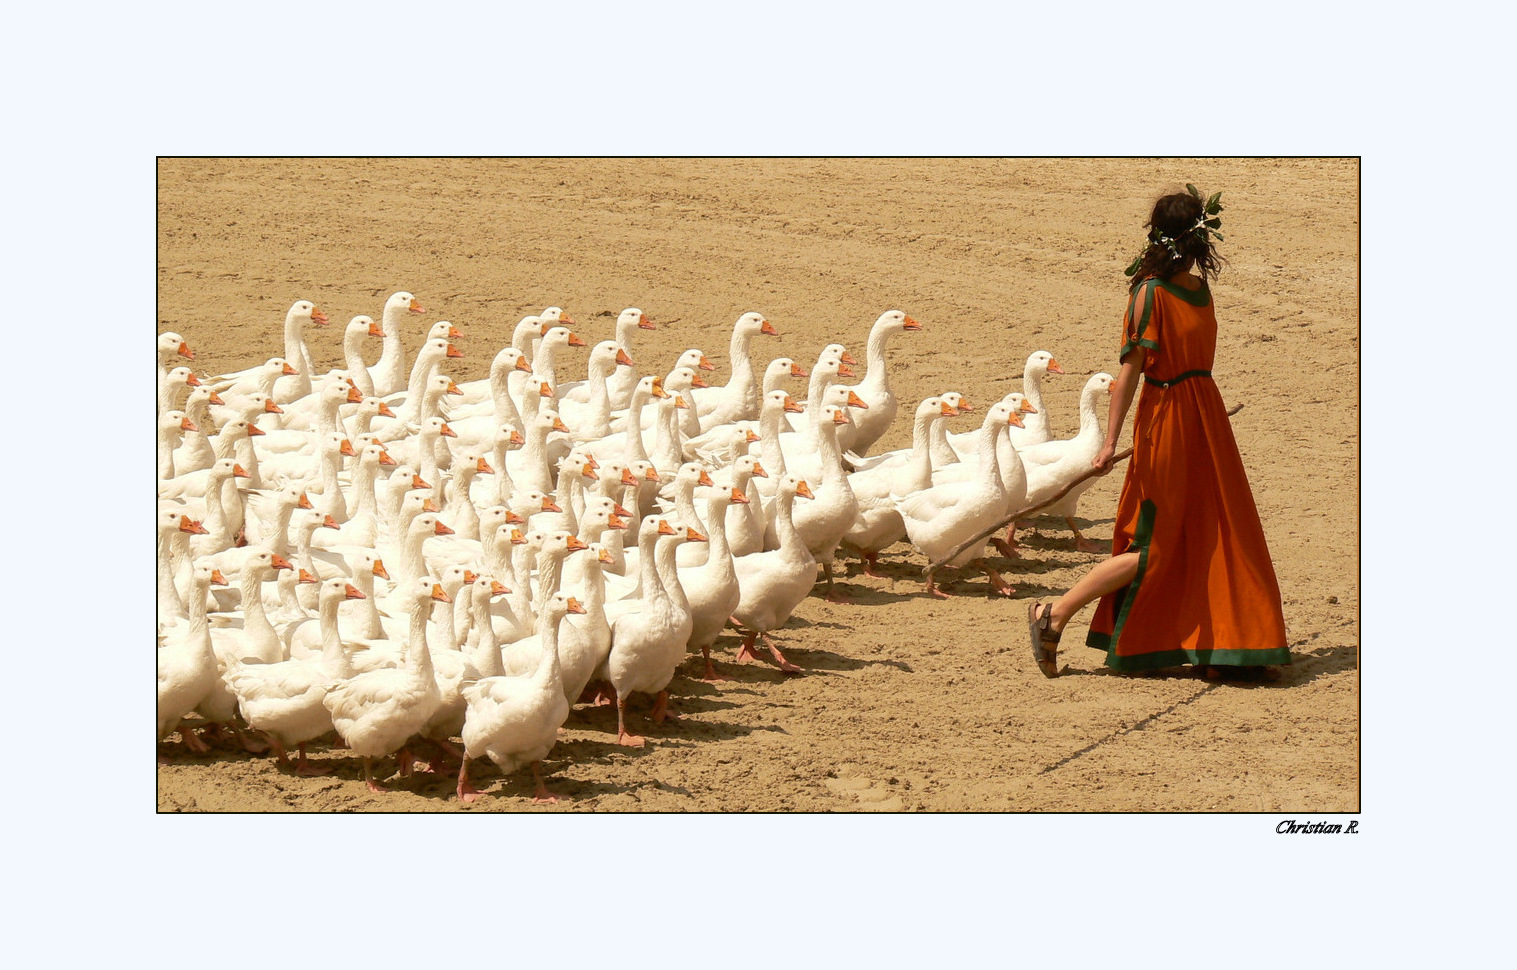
[690,311,779,427]
[836,309,922,455]
[730,476,816,673]
[368,291,426,398]
[1005,372,1115,553]
[157,564,228,753]
[457,591,581,804]
[323,576,449,792]
[679,488,746,682]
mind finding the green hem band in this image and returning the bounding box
[1081,635,1292,671]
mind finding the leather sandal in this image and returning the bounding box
[1028,601,1060,678]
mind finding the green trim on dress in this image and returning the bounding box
[1119,280,1159,361]
[1085,498,1290,670]
[1154,278,1212,307]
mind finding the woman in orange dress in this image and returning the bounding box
[1026,187,1289,677]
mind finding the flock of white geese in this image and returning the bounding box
[157,293,1113,803]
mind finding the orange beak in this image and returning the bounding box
[281,361,298,375]
[760,320,778,336]
[440,423,458,439]
[607,513,629,530]
[509,430,525,447]
[446,381,463,396]
[561,313,575,326]
[379,450,396,466]
[698,355,716,372]
[311,308,329,326]
[179,515,209,535]
[178,342,194,360]
[958,398,975,412]
[566,596,587,615]
[186,373,202,387]
[510,529,527,544]
[413,474,431,490]
[463,570,478,584]
[685,527,707,543]
[615,348,634,367]
[270,554,294,571]
[264,399,284,414]
[540,321,553,336]
[691,375,711,389]
[783,396,804,414]
[657,519,676,536]
[431,583,451,603]
[1020,398,1038,414]
[836,363,857,379]
[322,515,339,529]
[232,464,250,479]
[346,386,363,403]
[697,469,715,487]
[745,429,760,443]
[795,481,815,500]
[790,362,808,377]
[297,492,314,509]
[180,416,198,432]
[552,416,570,434]
[903,315,922,331]
[598,548,614,564]
[208,391,225,406]
[567,332,587,348]
[448,324,462,339]
[1047,358,1066,375]
[372,559,390,580]
[581,465,599,481]
[644,468,661,482]
[247,423,266,436]
[940,401,958,416]
[423,498,440,513]
[651,378,670,399]
[339,439,357,457]
[612,502,631,518]
[542,498,562,513]
[505,510,526,525]
[209,569,228,586]
[368,322,386,337]
[490,580,510,595]
[378,402,396,417]
[434,520,455,536]
[730,487,750,504]
[345,583,365,600]
[1007,411,1025,428]
[832,410,850,425]
[583,454,599,471]
[674,395,688,410]
[751,462,769,478]
[639,313,655,330]
[840,351,858,366]
[539,382,555,399]
[298,568,318,584]
[409,298,425,313]
[566,536,589,552]
[446,343,464,359]
[846,390,869,409]
[620,468,638,486]
[477,457,494,474]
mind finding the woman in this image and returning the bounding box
[1026,187,1290,678]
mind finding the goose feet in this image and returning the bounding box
[699,646,733,682]
[363,757,388,793]
[457,758,482,803]
[760,633,803,674]
[616,696,646,748]
[734,634,763,664]
[973,561,1016,597]
[580,682,616,707]
[861,553,886,578]
[179,726,212,754]
[989,537,1020,559]
[1065,518,1106,553]
[651,690,680,724]
[924,579,955,600]
[233,724,270,754]
[531,761,559,804]
[294,743,332,776]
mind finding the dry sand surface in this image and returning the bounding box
[156,157,1359,812]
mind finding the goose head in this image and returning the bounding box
[160,409,194,442]
[674,348,715,374]
[1027,350,1065,377]
[763,357,806,390]
[1086,373,1116,398]
[820,384,869,413]
[159,332,194,364]
[618,307,655,332]
[348,314,385,344]
[587,340,624,375]
[428,320,463,342]
[540,325,587,353]
[491,346,532,378]
[385,290,425,318]
[730,453,768,484]
[665,366,706,395]
[540,306,576,327]
[778,474,815,501]
[733,311,777,338]
[985,400,1024,430]
[874,309,922,334]
[245,548,295,577]
[995,391,1037,417]
[494,423,525,451]
[411,512,455,541]
[939,391,973,415]
[512,315,543,353]
[289,300,329,328]
[159,509,208,538]
[319,575,365,607]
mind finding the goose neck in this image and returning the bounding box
[861,323,894,393]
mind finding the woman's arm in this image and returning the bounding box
[1092,353,1143,472]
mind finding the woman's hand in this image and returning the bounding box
[1092,441,1118,474]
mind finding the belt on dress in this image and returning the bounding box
[1143,369,1212,389]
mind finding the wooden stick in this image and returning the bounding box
[922,402,1244,578]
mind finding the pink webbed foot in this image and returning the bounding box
[988,537,1021,559]
[457,759,482,803]
[295,743,332,776]
[531,762,559,803]
[733,634,762,664]
[824,587,855,604]
[363,758,388,793]
[650,690,680,725]
[861,554,885,578]
[924,580,954,600]
[1075,537,1107,554]
[761,634,803,674]
[180,727,212,755]
[699,645,733,682]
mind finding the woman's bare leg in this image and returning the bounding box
[1042,552,1140,634]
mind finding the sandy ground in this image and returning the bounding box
[156,157,1358,812]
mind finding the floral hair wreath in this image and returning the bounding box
[1124,184,1225,277]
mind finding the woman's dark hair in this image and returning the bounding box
[1126,191,1227,292]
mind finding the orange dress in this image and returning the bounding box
[1085,276,1290,670]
